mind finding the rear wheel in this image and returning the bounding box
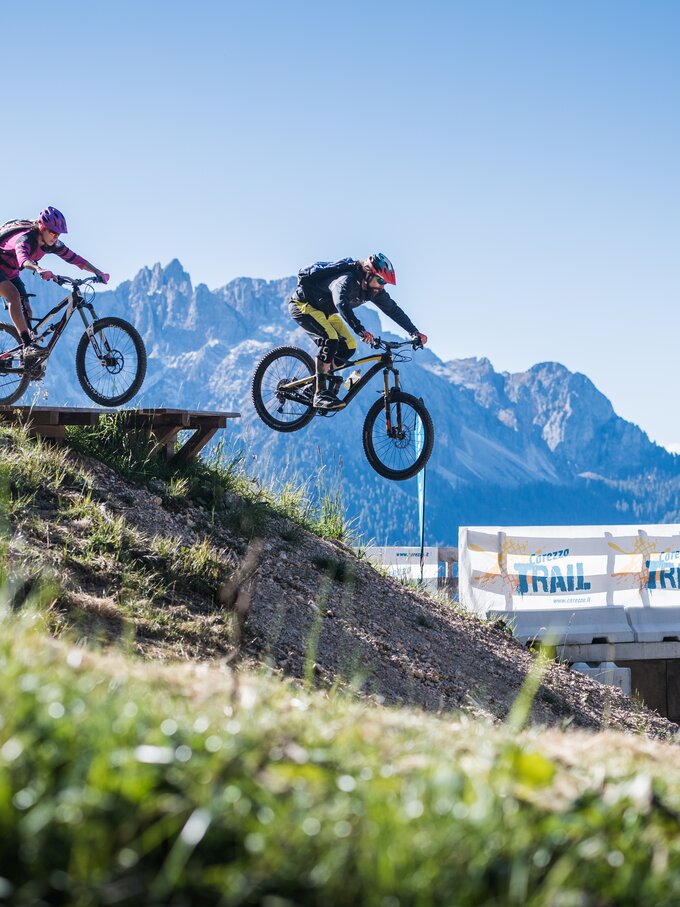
[362,391,434,480]
[0,324,30,405]
[76,317,146,406]
[252,346,316,432]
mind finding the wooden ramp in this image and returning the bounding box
[0,406,240,464]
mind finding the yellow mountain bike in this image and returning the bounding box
[252,337,434,480]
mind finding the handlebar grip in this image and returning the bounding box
[370,337,382,349]
[412,337,423,350]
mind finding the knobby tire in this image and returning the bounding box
[76,317,146,406]
[0,323,30,405]
[252,345,316,432]
[362,391,434,480]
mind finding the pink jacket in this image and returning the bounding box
[0,227,88,280]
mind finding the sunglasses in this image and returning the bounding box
[372,274,386,286]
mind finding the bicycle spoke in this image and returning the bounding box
[0,325,30,405]
[371,403,420,472]
[82,327,140,400]
[260,356,312,423]
[363,392,434,480]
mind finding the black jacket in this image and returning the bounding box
[295,263,419,337]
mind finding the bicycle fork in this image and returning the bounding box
[382,367,403,437]
[79,302,110,361]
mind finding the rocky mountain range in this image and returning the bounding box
[28,260,680,545]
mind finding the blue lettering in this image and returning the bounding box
[567,564,575,592]
[550,566,567,593]
[660,567,678,589]
[517,560,590,594]
[647,560,657,589]
[576,563,591,591]
[517,563,530,594]
[532,565,549,592]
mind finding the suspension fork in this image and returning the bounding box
[77,297,108,357]
[382,367,402,433]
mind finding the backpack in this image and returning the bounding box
[297,257,358,290]
[0,219,37,244]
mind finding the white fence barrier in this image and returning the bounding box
[360,546,440,592]
[459,524,680,644]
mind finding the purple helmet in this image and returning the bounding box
[38,206,68,234]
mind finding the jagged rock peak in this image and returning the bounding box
[149,259,192,292]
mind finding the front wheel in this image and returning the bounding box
[363,391,434,480]
[252,346,316,432]
[76,317,147,406]
[0,324,30,405]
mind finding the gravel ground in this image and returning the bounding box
[54,452,679,741]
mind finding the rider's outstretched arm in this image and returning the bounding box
[371,289,427,345]
[50,241,110,283]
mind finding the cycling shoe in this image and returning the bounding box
[313,390,342,410]
[23,342,48,363]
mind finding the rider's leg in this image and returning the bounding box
[288,298,341,402]
[0,279,30,345]
[315,336,339,403]
[327,315,357,368]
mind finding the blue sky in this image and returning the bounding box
[6,0,679,448]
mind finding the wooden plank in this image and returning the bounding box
[27,425,66,440]
[171,425,219,464]
[150,426,182,460]
[0,406,103,417]
[56,412,101,426]
[0,405,240,463]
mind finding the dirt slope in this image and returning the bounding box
[8,442,679,740]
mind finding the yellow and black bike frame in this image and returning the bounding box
[283,348,406,433]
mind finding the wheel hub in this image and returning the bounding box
[101,350,124,374]
[388,427,411,447]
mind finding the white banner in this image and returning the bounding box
[459,524,680,613]
[361,546,439,581]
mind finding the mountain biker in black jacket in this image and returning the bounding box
[289,252,428,409]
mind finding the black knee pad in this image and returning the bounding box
[334,340,353,366]
[318,337,338,364]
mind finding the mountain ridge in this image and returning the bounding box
[25,259,680,544]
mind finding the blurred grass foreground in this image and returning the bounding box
[1,424,680,905]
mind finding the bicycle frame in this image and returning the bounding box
[329,349,403,409]
[1,280,100,373]
[283,340,413,411]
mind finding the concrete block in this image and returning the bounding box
[625,607,680,643]
[489,607,635,645]
[571,662,632,696]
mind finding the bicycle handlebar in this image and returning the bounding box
[370,337,423,351]
[51,275,105,288]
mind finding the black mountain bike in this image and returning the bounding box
[252,338,434,480]
[0,274,146,407]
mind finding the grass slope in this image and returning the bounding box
[1,423,680,905]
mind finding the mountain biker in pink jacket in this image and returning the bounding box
[289,252,428,409]
[0,207,110,360]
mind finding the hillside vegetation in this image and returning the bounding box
[1,422,680,906]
